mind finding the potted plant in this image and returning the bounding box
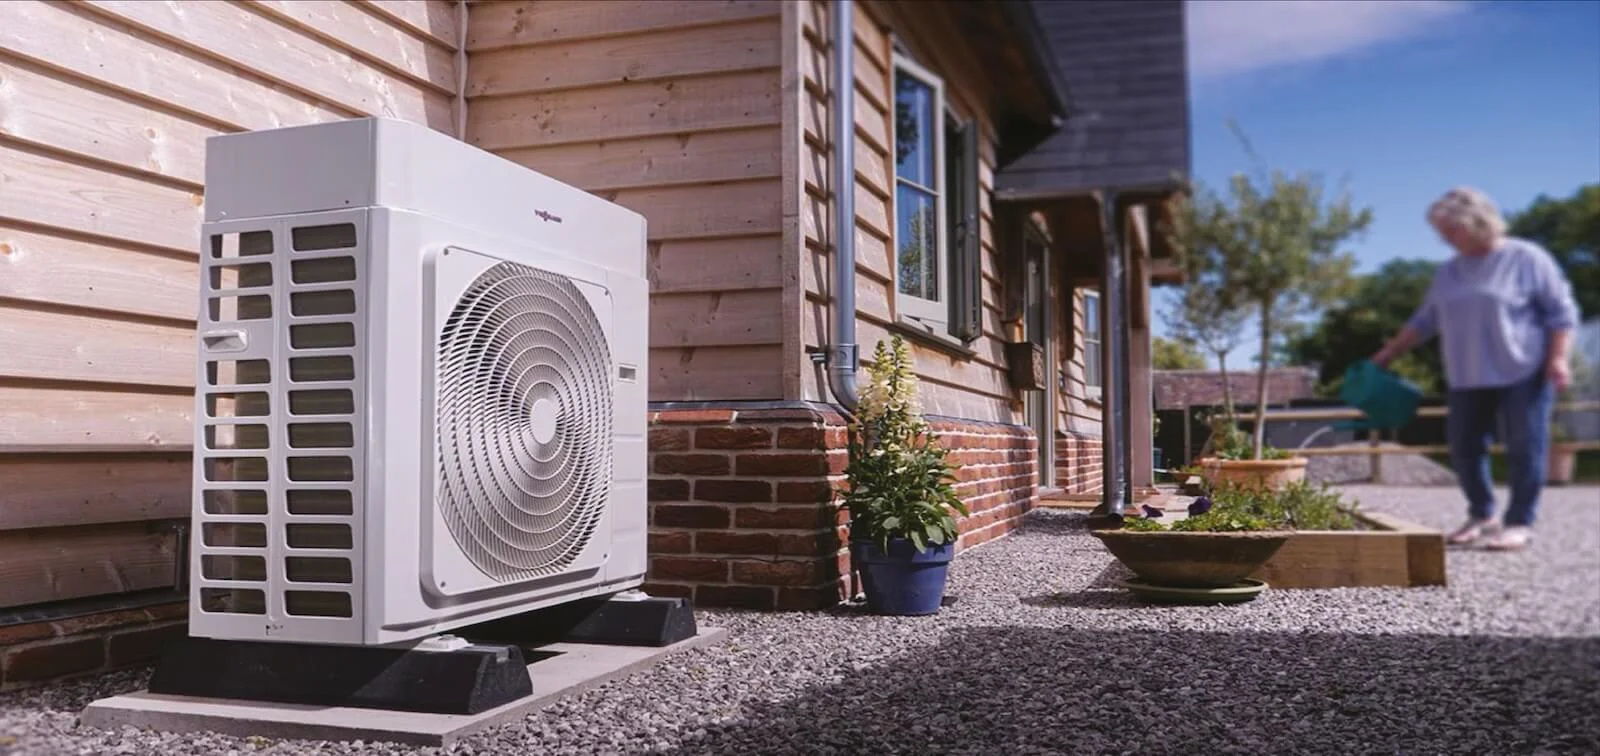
[841,335,970,616]
[1548,354,1592,485]
[1091,478,1353,603]
[1163,125,1372,489]
[1195,414,1306,489]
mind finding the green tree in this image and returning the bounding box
[1162,274,1249,420]
[1165,155,1373,458]
[1506,183,1599,319]
[1152,336,1208,370]
[1286,258,1445,395]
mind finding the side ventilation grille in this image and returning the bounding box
[195,220,364,631]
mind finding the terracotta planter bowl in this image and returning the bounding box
[1548,443,1579,485]
[1201,457,1309,489]
[1091,530,1292,589]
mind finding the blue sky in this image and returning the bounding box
[1161,0,1600,365]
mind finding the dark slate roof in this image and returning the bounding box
[996,0,1191,200]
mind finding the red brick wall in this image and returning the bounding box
[0,600,185,691]
[645,403,1038,610]
[1055,431,1104,495]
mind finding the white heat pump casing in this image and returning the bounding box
[190,118,648,646]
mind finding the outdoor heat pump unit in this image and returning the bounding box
[189,117,650,648]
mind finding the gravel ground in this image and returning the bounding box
[3,486,1598,756]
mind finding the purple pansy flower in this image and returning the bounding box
[1141,504,1164,519]
[1188,495,1213,517]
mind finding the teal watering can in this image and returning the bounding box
[1337,359,1424,431]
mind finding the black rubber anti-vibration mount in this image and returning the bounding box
[469,594,700,648]
[147,637,534,715]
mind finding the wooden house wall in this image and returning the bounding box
[464,0,788,402]
[0,0,462,610]
[795,1,1018,423]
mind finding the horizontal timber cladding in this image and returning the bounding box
[465,0,789,402]
[644,402,1038,610]
[0,0,462,620]
[794,0,1024,424]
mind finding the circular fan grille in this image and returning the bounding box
[436,261,613,582]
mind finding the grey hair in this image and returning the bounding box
[1426,186,1507,243]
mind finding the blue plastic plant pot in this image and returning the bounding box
[854,538,954,616]
[1340,359,1423,430]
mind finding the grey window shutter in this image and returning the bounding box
[947,120,982,343]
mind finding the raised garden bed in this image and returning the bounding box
[1251,510,1446,589]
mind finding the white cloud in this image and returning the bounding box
[1187,0,1471,80]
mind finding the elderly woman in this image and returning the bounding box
[1371,186,1581,551]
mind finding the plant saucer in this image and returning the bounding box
[1121,577,1268,605]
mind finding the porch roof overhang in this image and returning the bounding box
[990,0,1191,285]
[997,188,1188,289]
[920,0,1073,164]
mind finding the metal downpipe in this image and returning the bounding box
[825,0,860,411]
[1100,193,1132,516]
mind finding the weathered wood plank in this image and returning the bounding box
[499,127,782,193]
[469,17,781,97]
[800,123,891,202]
[609,180,782,241]
[250,0,459,93]
[468,70,782,151]
[0,386,193,452]
[0,58,219,187]
[466,0,779,52]
[650,235,784,294]
[0,142,202,256]
[0,520,179,609]
[0,0,344,131]
[356,0,459,50]
[800,0,892,71]
[80,0,451,128]
[650,290,783,349]
[0,224,197,322]
[0,454,190,530]
[0,305,194,389]
[648,345,784,401]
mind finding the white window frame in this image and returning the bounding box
[1082,289,1104,399]
[889,52,948,325]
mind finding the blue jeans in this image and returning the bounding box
[1446,369,1555,527]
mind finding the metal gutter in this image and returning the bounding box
[1099,191,1133,516]
[819,0,860,411]
[454,0,469,138]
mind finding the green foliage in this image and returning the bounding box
[1287,258,1445,395]
[1204,414,1290,460]
[1153,336,1208,370]
[841,335,970,553]
[1163,123,1373,459]
[1162,272,1249,419]
[1126,480,1357,532]
[1169,508,1273,532]
[1506,183,1599,319]
[1212,479,1357,531]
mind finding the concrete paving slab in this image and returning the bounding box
[78,627,727,747]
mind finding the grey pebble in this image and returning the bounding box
[2,485,1596,755]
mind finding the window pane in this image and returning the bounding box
[894,71,936,189]
[1084,294,1101,338]
[1086,348,1103,388]
[897,186,938,301]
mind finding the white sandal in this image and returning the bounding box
[1446,518,1497,546]
[1483,526,1532,551]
